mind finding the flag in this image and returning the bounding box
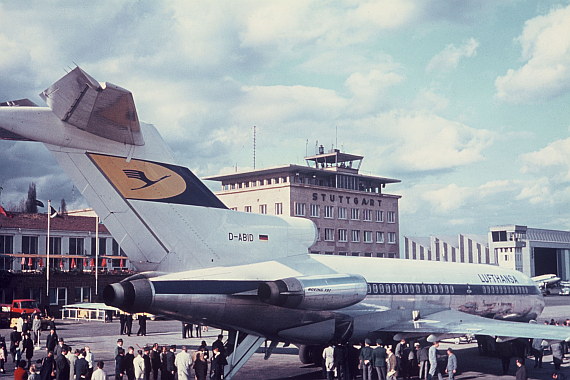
[49,206,63,218]
[28,257,32,267]
[90,258,94,267]
[59,259,63,268]
[0,204,7,217]
[259,234,269,241]
[21,257,25,266]
[120,258,124,268]
[71,258,76,268]
[83,258,87,267]
[101,258,107,267]
[39,258,43,267]
[36,200,44,208]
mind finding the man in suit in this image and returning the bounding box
[55,346,71,380]
[150,344,161,380]
[165,345,176,380]
[75,350,89,380]
[46,329,58,354]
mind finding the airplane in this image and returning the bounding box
[2,67,570,379]
[532,274,561,289]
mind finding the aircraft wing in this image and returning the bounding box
[389,309,570,341]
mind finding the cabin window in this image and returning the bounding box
[449,285,454,294]
[427,285,433,294]
[392,284,397,293]
[433,285,438,294]
[444,285,449,294]
[398,284,403,293]
[404,284,409,293]
[421,285,427,293]
[483,286,487,294]
[416,285,421,293]
[439,285,444,293]
[367,284,372,293]
[385,284,391,294]
[373,284,378,294]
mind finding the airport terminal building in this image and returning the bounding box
[405,225,570,280]
[0,210,134,312]
[204,148,402,258]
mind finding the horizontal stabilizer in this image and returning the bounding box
[0,99,38,107]
[0,99,37,140]
[40,67,144,146]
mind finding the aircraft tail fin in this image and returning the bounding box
[0,68,317,273]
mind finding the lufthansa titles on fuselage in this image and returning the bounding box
[477,273,519,284]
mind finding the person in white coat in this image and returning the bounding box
[134,350,145,380]
[322,343,335,380]
[174,346,193,380]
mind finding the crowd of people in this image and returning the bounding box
[321,339,457,380]
[0,315,230,380]
[2,314,570,380]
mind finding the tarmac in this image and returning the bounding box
[0,295,569,380]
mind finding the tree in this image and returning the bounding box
[25,183,38,213]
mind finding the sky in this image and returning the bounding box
[1,0,570,249]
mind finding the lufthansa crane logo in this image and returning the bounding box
[89,154,187,201]
[123,169,171,190]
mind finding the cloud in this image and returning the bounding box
[495,4,570,103]
[520,136,570,182]
[367,110,494,172]
[426,38,479,74]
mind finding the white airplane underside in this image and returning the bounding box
[2,67,570,379]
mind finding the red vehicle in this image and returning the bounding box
[10,299,42,317]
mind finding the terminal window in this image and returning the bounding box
[259,204,267,214]
[351,208,359,220]
[492,231,508,242]
[376,211,383,222]
[324,206,334,218]
[338,229,347,242]
[295,202,306,216]
[338,207,347,219]
[324,228,334,241]
[275,203,283,215]
[0,235,13,254]
[351,230,360,242]
[387,212,396,223]
[310,204,320,218]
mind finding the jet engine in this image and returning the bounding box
[257,274,367,310]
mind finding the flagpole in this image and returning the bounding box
[46,200,50,298]
[95,215,99,296]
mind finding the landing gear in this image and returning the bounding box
[298,344,324,366]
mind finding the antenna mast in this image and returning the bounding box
[253,126,256,169]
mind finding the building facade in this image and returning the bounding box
[404,234,491,264]
[489,225,570,280]
[204,148,401,258]
[405,225,570,280]
[0,211,134,309]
